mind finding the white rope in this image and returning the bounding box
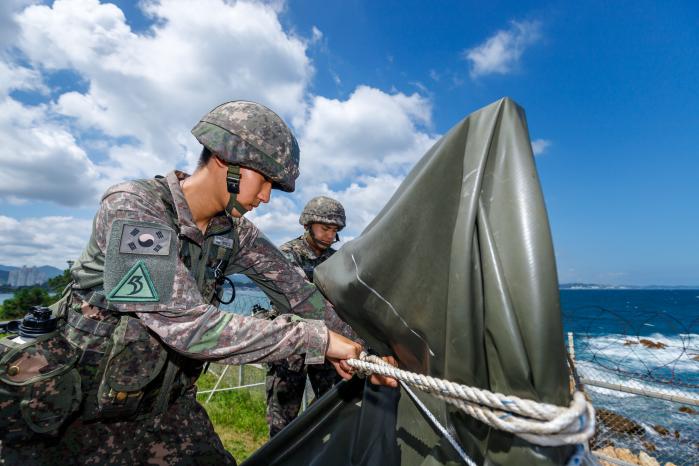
[347,353,595,447]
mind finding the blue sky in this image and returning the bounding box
[0,0,697,286]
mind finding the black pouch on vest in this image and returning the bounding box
[0,331,82,443]
[96,316,167,419]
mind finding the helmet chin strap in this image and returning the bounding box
[225,164,249,216]
[305,227,338,249]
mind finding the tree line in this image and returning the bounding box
[0,269,72,321]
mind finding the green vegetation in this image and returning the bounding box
[196,364,269,461]
[0,269,71,320]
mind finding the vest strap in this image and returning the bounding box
[66,306,117,337]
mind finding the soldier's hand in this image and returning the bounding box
[325,331,399,388]
[325,330,362,380]
[368,356,398,388]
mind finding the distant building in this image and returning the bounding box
[8,266,48,287]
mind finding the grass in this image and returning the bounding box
[196,364,269,462]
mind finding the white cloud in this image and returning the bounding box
[0,0,440,266]
[311,26,323,44]
[320,173,404,234]
[0,61,46,95]
[247,84,436,246]
[246,195,301,244]
[531,138,551,156]
[0,97,101,205]
[0,215,92,267]
[0,0,36,51]
[4,0,314,205]
[464,20,541,78]
[298,85,437,183]
[255,173,408,248]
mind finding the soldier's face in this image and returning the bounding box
[310,223,339,249]
[232,168,272,217]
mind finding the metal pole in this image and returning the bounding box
[197,382,266,395]
[567,332,575,360]
[238,365,244,387]
[580,378,699,407]
[205,364,229,404]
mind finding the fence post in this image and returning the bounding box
[238,365,244,387]
[567,332,575,361]
[206,364,229,404]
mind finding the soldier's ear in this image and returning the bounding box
[212,155,228,169]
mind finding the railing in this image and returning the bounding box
[198,364,266,403]
[196,362,313,412]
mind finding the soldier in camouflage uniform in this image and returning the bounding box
[0,101,395,465]
[266,196,347,437]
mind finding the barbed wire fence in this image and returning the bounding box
[564,305,699,466]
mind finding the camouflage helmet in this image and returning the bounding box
[299,196,346,229]
[191,101,300,192]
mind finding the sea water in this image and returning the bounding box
[561,289,698,462]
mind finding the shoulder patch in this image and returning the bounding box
[119,223,172,256]
[107,260,159,302]
[104,219,177,306]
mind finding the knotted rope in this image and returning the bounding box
[346,353,595,447]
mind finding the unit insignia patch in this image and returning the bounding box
[107,260,160,302]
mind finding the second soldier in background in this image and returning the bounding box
[266,196,346,437]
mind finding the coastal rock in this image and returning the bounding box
[597,408,645,435]
[590,435,615,450]
[678,406,696,415]
[652,425,669,436]
[639,338,667,350]
[641,441,656,453]
[594,447,668,466]
[616,448,640,464]
[593,446,635,466]
[638,452,660,466]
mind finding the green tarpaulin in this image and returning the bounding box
[244,98,574,465]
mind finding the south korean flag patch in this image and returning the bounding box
[104,219,178,305]
[119,224,172,256]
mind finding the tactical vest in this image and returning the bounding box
[0,176,239,443]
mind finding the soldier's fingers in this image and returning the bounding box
[382,356,398,367]
[369,373,399,388]
[339,359,353,374]
[328,359,353,380]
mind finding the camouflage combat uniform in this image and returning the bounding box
[0,171,354,466]
[266,234,342,437]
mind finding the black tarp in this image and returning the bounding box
[244,98,574,465]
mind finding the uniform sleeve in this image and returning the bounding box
[94,192,329,365]
[225,218,358,340]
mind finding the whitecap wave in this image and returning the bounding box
[573,333,699,378]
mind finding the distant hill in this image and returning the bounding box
[0,264,64,283]
[38,266,63,279]
[560,282,699,290]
